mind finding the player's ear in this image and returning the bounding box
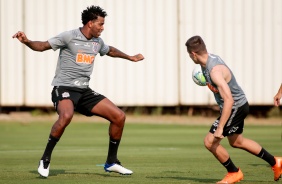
[87,20,93,28]
[191,51,197,58]
[193,52,200,61]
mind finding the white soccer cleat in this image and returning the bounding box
[104,162,133,175]
[38,160,50,178]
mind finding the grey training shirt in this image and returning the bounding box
[48,28,110,88]
[202,54,247,109]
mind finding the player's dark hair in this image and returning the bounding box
[81,6,107,25]
[185,36,207,54]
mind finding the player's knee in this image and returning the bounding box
[229,142,241,148]
[204,137,212,151]
[228,137,243,148]
[58,111,73,124]
[117,111,126,124]
[230,143,238,148]
[229,138,244,148]
[112,111,126,126]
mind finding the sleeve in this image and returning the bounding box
[47,31,72,51]
[98,38,110,56]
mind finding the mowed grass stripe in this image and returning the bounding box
[0,121,281,184]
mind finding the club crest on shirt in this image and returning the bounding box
[92,42,99,54]
[62,92,70,98]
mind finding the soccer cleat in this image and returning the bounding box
[38,160,50,178]
[104,161,133,175]
[272,157,282,181]
[274,157,282,175]
[216,168,243,184]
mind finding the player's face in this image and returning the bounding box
[90,16,105,38]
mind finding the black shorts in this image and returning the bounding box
[51,86,106,116]
[209,102,249,136]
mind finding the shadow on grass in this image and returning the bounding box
[30,169,66,178]
[147,176,217,183]
[249,163,268,167]
[30,170,124,178]
[147,176,271,183]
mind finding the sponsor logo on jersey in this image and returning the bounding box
[207,82,219,93]
[74,80,80,86]
[74,80,89,86]
[84,43,90,47]
[74,42,92,47]
[76,53,95,64]
[203,69,219,93]
[92,91,100,96]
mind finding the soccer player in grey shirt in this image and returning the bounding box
[185,35,281,183]
[13,5,144,177]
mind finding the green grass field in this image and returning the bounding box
[0,120,281,184]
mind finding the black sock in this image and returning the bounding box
[222,158,239,172]
[106,138,120,164]
[257,148,276,166]
[41,134,59,162]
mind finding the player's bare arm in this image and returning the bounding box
[107,46,144,62]
[274,83,282,106]
[210,65,233,138]
[12,31,51,52]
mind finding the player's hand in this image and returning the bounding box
[12,31,29,44]
[214,128,224,139]
[274,93,281,106]
[130,54,144,62]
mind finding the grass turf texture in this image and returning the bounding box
[0,121,281,184]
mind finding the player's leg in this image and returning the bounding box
[38,98,75,177]
[90,98,132,175]
[50,99,75,138]
[91,98,125,140]
[228,133,281,181]
[226,101,281,181]
[206,114,244,183]
[228,133,266,157]
[92,98,125,164]
[204,132,239,171]
[204,132,244,184]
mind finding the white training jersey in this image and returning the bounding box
[48,28,110,88]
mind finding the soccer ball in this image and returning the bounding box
[192,65,206,86]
